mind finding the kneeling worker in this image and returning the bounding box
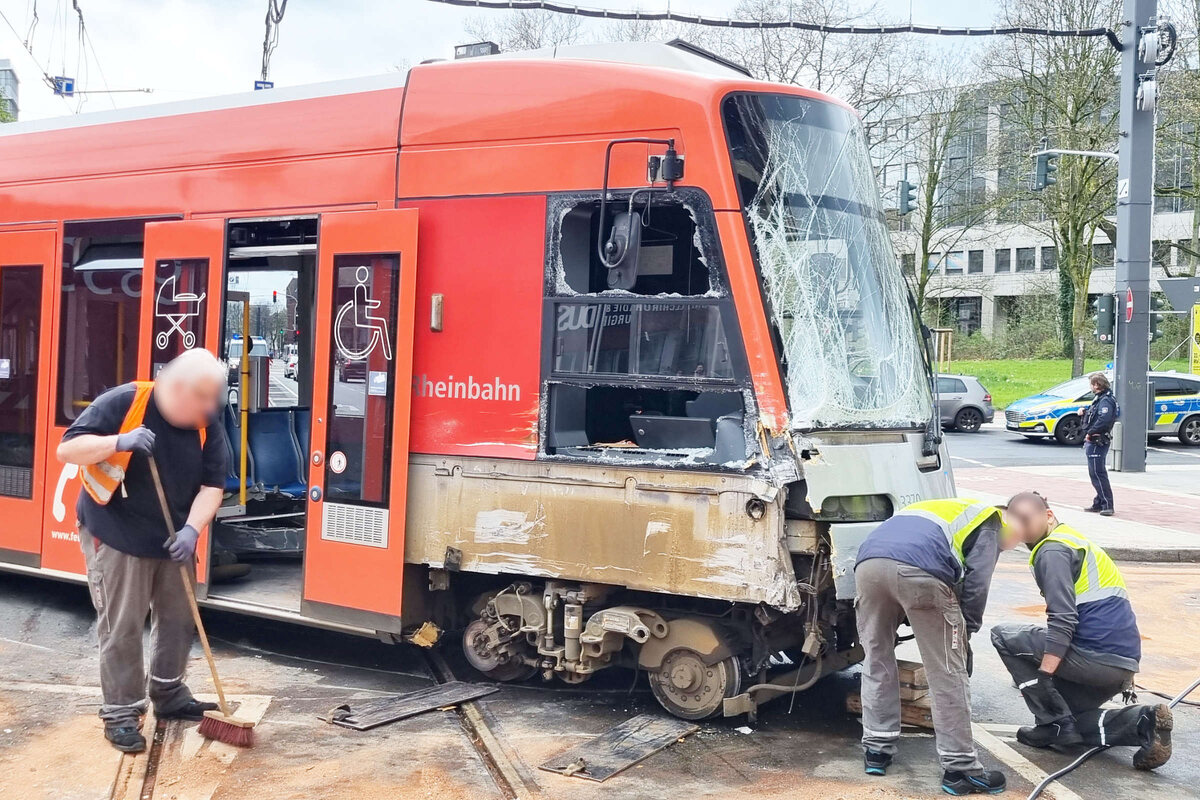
[56,349,229,753]
[992,492,1172,770]
[855,498,1013,796]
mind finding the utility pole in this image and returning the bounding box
[1112,0,1158,472]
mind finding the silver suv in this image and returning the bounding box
[936,375,995,433]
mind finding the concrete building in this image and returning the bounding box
[0,59,18,120]
[869,88,1191,337]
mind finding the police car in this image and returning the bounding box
[1005,371,1200,446]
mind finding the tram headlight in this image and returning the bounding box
[814,494,893,522]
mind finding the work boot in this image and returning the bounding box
[105,725,147,753]
[1133,704,1173,771]
[1083,505,1102,513]
[863,749,892,776]
[157,699,219,721]
[1017,718,1084,750]
[941,769,1006,795]
[1100,508,1115,517]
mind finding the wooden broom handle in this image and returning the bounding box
[148,457,232,717]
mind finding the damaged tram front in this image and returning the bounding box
[427,72,956,721]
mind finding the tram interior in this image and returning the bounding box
[209,217,319,611]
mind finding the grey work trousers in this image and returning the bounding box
[81,527,197,728]
[855,558,983,774]
[990,623,1150,747]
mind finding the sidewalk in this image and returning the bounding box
[954,462,1200,562]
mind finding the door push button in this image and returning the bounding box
[309,486,322,502]
[311,451,323,466]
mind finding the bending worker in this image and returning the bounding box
[56,349,230,753]
[991,492,1172,770]
[855,497,1014,796]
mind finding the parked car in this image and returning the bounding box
[1005,371,1200,446]
[337,355,366,382]
[225,336,270,386]
[284,354,298,379]
[936,375,995,432]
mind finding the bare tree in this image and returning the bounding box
[1154,0,1200,276]
[463,10,584,52]
[984,0,1121,377]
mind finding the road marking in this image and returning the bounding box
[1148,445,1200,460]
[2,679,102,695]
[951,455,997,468]
[973,723,1084,800]
[0,635,56,652]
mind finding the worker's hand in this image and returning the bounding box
[165,525,200,563]
[115,426,156,455]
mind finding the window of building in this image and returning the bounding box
[1016,247,1036,272]
[1092,242,1115,269]
[1152,241,1172,270]
[944,252,965,275]
[947,297,982,334]
[968,250,983,274]
[900,253,915,275]
[1041,246,1057,271]
[995,249,1011,272]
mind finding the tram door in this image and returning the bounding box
[0,229,56,567]
[301,209,417,630]
[139,219,226,590]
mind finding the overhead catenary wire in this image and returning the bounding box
[424,0,1120,46]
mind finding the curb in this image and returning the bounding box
[1105,547,1200,564]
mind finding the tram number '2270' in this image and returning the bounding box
[556,304,632,331]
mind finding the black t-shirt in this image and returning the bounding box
[62,383,228,558]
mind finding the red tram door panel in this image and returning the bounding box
[0,229,57,567]
[139,219,226,589]
[303,209,417,629]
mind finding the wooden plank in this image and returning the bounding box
[846,693,935,729]
[539,714,698,782]
[321,681,498,731]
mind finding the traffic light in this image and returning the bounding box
[1095,294,1116,343]
[272,291,278,304]
[1150,295,1168,341]
[897,180,917,215]
[1034,151,1059,191]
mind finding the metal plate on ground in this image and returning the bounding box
[539,713,699,782]
[322,681,498,731]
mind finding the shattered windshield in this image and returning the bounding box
[724,93,932,430]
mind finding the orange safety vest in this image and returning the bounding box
[80,381,207,504]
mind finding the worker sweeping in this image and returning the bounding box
[991,491,1173,770]
[854,498,1016,796]
[56,349,229,753]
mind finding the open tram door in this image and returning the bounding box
[0,229,57,568]
[301,209,418,632]
[140,219,225,591]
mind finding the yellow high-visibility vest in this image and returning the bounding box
[1029,524,1128,605]
[891,498,1000,578]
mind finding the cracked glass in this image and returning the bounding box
[724,93,932,429]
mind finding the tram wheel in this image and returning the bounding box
[648,649,742,720]
[461,618,536,682]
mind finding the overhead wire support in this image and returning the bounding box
[423,0,1122,46]
[260,0,288,83]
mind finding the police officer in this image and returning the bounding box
[992,492,1172,770]
[855,498,1015,796]
[1079,372,1118,516]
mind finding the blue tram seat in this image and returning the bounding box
[223,404,254,492]
[246,408,306,497]
[293,408,311,478]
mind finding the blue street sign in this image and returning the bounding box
[52,76,75,96]
[254,80,274,90]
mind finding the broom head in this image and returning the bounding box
[197,709,255,747]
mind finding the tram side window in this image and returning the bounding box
[56,243,142,426]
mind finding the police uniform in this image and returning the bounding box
[855,499,1003,776]
[991,525,1169,767]
[1082,388,1118,512]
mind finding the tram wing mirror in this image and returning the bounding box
[604,210,642,290]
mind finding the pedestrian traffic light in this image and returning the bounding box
[897,180,917,215]
[1095,293,1116,344]
[1150,295,1168,341]
[1034,151,1059,191]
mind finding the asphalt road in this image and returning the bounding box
[945,420,1200,468]
[2,561,1196,799]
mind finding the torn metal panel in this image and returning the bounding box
[321,681,498,731]
[405,454,801,610]
[539,714,698,782]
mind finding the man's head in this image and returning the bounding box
[1089,372,1111,396]
[1003,491,1057,546]
[154,349,227,428]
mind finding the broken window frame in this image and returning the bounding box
[539,190,758,469]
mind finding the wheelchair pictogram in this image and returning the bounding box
[155,274,206,350]
[334,266,392,362]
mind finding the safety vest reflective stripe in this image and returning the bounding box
[892,499,997,577]
[1029,524,1127,604]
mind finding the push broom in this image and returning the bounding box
[148,457,255,747]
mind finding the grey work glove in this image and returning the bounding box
[966,642,974,677]
[115,426,156,455]
[165,524,200,563]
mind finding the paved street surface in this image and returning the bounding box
[1,557,1196,799]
